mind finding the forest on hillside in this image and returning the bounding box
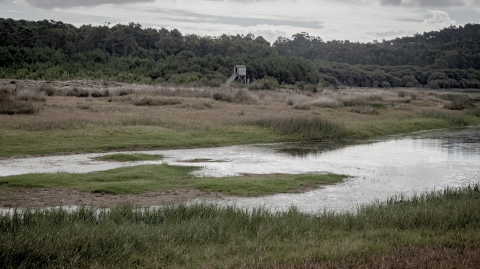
[1,18,480,89]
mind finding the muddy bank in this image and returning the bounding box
[0,188,228,208]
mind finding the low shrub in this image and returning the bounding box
[350,106,379,115]
[381,81,391,88]
[444,95,475,110]
[233,89,257,104]
[134,96,182,106]
[212,92,231,102]
[67,87,89,97]
[293,103,310,110]
[76,104,91,110]
[118,88,134,96]
[37,84,57,96]
[0,100,39,115]
[91,89,109,98]
[213,89,257,104]
[343,101,386,108]
[306,84,318,93]
[200,78,223,87]
[471,108,480,117]
[180,99,213,110]
[248,76,279,91]
[0,90,40,115]
[310,97,343,108]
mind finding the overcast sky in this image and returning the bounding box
[1,0,480,44]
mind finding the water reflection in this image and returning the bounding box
[216,128,480,213]
[0,127,479,213]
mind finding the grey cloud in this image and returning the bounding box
[470,0,480,6]
[163,9,323,29]
[380,0,402,5]
[423,10,456,26]
[24,0,154,9]
[205,0,275,2]
[396,17,424,22]
[381,0,467,7]
[368,30,406,38]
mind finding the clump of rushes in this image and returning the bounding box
[246,116,347,140]
[94,153,163,162]
[421,110,470,126]
[0,185,479,268]
[471,108,480,117]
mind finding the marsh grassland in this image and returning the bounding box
[1,79,480,268]
[1,185,480,268]
[1,79,479,157]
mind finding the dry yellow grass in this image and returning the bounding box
[1,79,478,156]
[0,79,454,127]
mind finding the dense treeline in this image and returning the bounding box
[0,18,317,85]
[1,18,480,88]
[274,25,480,69]
[316,61,480,89]
[0,18,275,57]
[0,46,318,85]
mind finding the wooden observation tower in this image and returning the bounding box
[225,65,248,86]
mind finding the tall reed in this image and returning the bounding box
[245,116,347,140]
[421,110,470,126]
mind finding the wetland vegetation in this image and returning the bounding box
[0,163,345,196]
[1,17,480,269]
[1,184,479,268]
[1,79,479,158]
[1,82,479,269]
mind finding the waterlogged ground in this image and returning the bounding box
[1,127,479,213]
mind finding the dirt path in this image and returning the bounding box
[0,188,228,208]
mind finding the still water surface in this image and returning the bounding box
[1,127,479,213]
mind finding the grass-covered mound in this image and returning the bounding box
[94,153,163,162]
[0,164,344,196]
[1,184,479,268]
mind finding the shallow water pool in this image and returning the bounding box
[1,127,479,213]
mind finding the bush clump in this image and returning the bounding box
[91,89,109,98]
[67,87,89,97]
[350,106,379,115]
[0,91,39,115]
[213,89,257,104]
[248,76,279,91]
[37,84,57,96]
[134,96,182,106]
[444,95,475,110]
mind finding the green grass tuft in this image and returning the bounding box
[94,153,163,162]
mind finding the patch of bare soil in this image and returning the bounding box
[0,188,228,208]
